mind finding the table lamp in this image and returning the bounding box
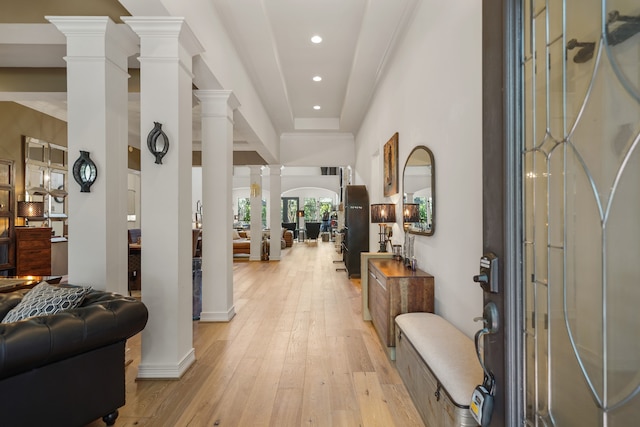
[403,203,420,229]
[17,200,46,226]
[371,203,396,252]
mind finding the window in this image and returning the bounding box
[237,198,267,228]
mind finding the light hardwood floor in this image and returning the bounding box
[88,240,424,427]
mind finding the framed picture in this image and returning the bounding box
[383,132,399,196]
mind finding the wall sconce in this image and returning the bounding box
[371,203,396,252]
[147,122,169,164]
[72,150,97,192]
[17,200,46,226]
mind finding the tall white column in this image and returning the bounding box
[194,90,239,322]
[123,17,203,379]
[248,165,263,261]
[268,165,282,261]
[47,17,137,294]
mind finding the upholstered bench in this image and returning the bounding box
[395,312,483,427]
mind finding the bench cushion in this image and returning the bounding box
[395,312,483,406]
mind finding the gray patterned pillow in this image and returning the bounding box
[1,282,91,323]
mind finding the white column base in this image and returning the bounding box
[136,348,196,379]
[199,307,236,322]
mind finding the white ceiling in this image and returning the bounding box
[0,0,419,161]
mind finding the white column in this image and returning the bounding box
[47,17,137,294]
[195,90,239,322]
[268,165,282,261]
[123,17,203,379]
[248,165,263,261]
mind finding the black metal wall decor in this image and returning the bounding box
[72,150,97,193]
[147,122,169,164]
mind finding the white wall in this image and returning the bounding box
[355,1,484,337]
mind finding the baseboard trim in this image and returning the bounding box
[199,306,236,322]
[137,347,196,379]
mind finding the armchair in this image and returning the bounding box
[305,222,322,242]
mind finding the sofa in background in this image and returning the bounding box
[233,229,251,255]
[233,229,291,255]
[0,284,149,426]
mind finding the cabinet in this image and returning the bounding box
[368,258,434,357]
[15,227,52,276]
[0,160,15,274]
[342,185,369,277]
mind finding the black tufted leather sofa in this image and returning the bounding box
[0,285,148,427]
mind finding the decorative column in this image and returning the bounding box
[47,17,137,294]
[123,17,203,379]
[268,165,282,260]
[195,90,239,322]
[248,165,263,261]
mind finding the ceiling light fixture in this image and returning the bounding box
[313,76,322,82]
[313,105,321,110]
[311,35,323,44]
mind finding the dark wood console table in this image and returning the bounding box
[0,276,62,293]
[15,227,52,276]
[367,258,434,359]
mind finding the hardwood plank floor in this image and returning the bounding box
[87,240,424,427]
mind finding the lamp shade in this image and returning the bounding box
[297,210,305,217]
[403,203,420,223]
[17,201,45,219]
[370,203,396,223]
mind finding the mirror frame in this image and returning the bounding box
[403,145,435,236]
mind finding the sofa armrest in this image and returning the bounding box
[0,289,148,380]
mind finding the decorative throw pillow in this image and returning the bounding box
[232,229,241,240]
[1,282,91,323]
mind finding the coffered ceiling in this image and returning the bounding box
[0,0,419,164]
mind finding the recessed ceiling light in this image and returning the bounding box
[313,105,321,110]
[311,35,323,44]
[313,76,322,82]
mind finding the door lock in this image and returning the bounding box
[473,252,499,293]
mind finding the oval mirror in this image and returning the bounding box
[403,146,435,235]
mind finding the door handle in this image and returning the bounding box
[474,301,499,334]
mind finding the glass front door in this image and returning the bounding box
[522,0,640,424]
